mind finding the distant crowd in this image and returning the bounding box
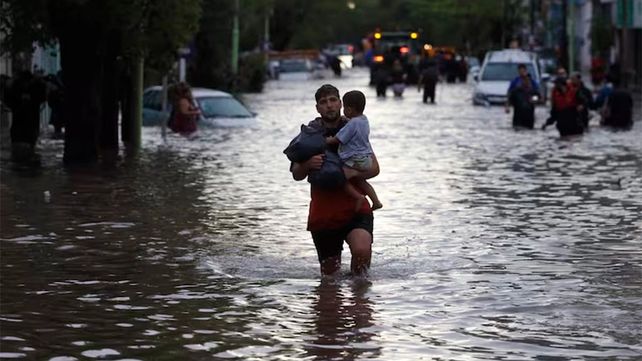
[506,63,634,137]
[1,69,64,164]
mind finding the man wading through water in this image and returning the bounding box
[289,84,380,276]
[505,63,540,129]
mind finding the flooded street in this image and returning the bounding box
[1,68,641,360]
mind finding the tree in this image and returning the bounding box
[1,0,201,164]
[407,0,526,54]
[590,13,612,58]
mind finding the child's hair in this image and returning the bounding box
[342,90,366,114]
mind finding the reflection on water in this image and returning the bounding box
[1,68,641,360]
[305,278,379,360]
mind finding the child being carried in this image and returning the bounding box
[326,90,383,211]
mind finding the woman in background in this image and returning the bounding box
[169,82,200,134]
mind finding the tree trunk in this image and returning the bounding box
[99,35,121,165]
[61,30,101,165]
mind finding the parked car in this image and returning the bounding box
[277,58,328,81]
[472,49,549,105]
[466,56,481,80]
[142,86,256,128]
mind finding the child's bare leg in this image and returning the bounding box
[344,182,366,211]
[354,178,383,210]
[343,166,361,180]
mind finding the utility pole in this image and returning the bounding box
[568,0,575,73]
[127,56,143,151]
[263,6,271,75]
[231,0,240,76]
[177,47,190,82]
[530,0,535,38]
[501,0,507,48]
[264,8,270,52]
[161,75,168,141]
[560,0,568,71]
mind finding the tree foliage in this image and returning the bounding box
[227,0,527,56]
[2,0,201,73]
[590,13,612,57]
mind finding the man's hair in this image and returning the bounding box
[517,64,527,70]
[315,84,340,103]
[342,90,366,113]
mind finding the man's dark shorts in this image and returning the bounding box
[311,213,373,262]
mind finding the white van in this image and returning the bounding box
[472,49,549,105]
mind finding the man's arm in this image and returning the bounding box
[532,79,540,94]
[290,154,324,181]
[505,78,516,112]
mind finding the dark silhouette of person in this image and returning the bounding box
[543,77,584,137]
[329,55,342,77]
[169,82,200,135]
[390,59,405,97]
[0,74,12,127]
[601,76,634,130]
[570,73,593,129]
[46,71,65,137]
[505,64,540,129]
[418,57,439,104]
[457,55,468,82]
[372,63,389,98]
[5,70,47,162]
[445,53,458,83]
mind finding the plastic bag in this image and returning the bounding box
[283,124,326,163]
[284,124,345,189]
[308,150,346,189]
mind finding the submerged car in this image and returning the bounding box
[472,49,549,105]
[466,56,481,80]
[142,86,256,127]
[277,58,328,81]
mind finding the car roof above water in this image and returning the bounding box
[485,49,537,63]
[144,86,232,98]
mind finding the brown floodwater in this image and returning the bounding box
[1,68,641,360]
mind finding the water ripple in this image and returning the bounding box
[1,68,641,360]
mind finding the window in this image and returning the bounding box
[196,96,253,118]
[143,90,162,110]
[279,59,311,73]
[481,63,537,81]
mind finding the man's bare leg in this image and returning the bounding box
[346,228,372,276]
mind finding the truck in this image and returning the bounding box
[367,30,423,85]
